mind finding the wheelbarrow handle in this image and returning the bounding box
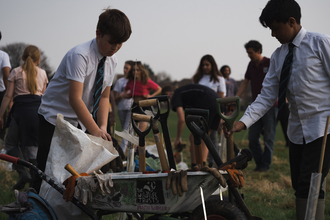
[0,154,99,220]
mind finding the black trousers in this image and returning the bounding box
[32,114,55,193]
[289,135,330,199]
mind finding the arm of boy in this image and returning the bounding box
[96,86,113,140]
[69,80,111,140]
[0,80,14,129]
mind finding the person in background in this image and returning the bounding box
[220,65,238,99]
[33,8,132,194]
[124,61,161,133]
[192,54,226,98]
[162,84,221,168]
[226,0,330,218]
[113,60,134,153]
[192,54,226,167]
[235,40,277,172]
[0,31,11,150]
[0,45,48,190]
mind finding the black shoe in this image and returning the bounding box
[253,167,268,172]
[13,175,31,190]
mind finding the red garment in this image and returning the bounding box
[125,79,159,97]
[244,57,270,101]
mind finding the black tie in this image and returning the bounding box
[278,43,294,118]
[92,56,106,120]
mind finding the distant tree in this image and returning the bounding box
[143,63,154,76]
[156,71,172,83]
[0,42,53,79]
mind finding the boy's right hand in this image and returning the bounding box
[223,121,246,138]
[93,129,112,141]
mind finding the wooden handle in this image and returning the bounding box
[139,99,158,107]
[65,164,81,177]
[195,144,203,167]
[227,133,235,162]
[139,146,146,172]
[154,133,169,171]
[319,116,330,173]
[132,113,151,122]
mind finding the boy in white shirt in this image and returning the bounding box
[225,0,330,219]
[33,8,132,193]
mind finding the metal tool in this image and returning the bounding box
[216,96,240,162]
[139,99,169,171]
[139,95,176,170]
[184,108,209,167]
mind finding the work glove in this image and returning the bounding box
[92,170,113,196]
[200,166,227,188]
[75,176,97,205]
[166,170,188,197]
[219,162,244,189]
[62,172,89,202]
[218,148,253,170]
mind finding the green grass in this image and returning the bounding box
[1,109,330,219]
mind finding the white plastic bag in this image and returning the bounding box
[40,114,118,220]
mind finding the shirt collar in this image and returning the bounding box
[91,38,104,61]
[291,26,307,48]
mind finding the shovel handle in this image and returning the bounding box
[139,99,158,107]
[319,116,330,173]
[139,146,146,172]
[0,153,19,165]
[132,113,151,122]
[65,164,81,177]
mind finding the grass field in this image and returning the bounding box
[0,110,329,219]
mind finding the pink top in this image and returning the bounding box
[9,66,48,98]
[125,79,159,97]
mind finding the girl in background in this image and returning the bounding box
[192,54,226,167]
[193,54,226,98]
[113,60,134,153]
[124,61,161,132]
[0,45,48,189]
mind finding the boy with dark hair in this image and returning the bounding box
[33,8,132,194]
[226,0,330,219]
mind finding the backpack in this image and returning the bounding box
[0,188,58,220]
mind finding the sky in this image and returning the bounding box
[1,0,330,82]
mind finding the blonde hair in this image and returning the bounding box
[21,45,40,95]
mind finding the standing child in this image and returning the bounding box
[192,54,226,98]
[113,60,134,153]
[225,0,330,219]
[192,54,226,167]
[33,8,132,194]
[0,45,48,190]
[124,61,161,132]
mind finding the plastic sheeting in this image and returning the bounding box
[39,114,119,220]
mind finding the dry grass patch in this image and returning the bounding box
[272,155,289,166]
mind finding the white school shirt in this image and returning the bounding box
[113,77,132,111]
[39,38,116,128]
[0,50,11,92]
[240,27,330,144]
[198,74,226,96]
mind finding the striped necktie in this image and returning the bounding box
[278,43,294,118]
[92,56,106,121]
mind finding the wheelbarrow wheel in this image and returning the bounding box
[189,200,247,220]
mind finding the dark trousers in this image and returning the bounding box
[0,90,6,140]
[289,135,330,199]
[32,114,55,193]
